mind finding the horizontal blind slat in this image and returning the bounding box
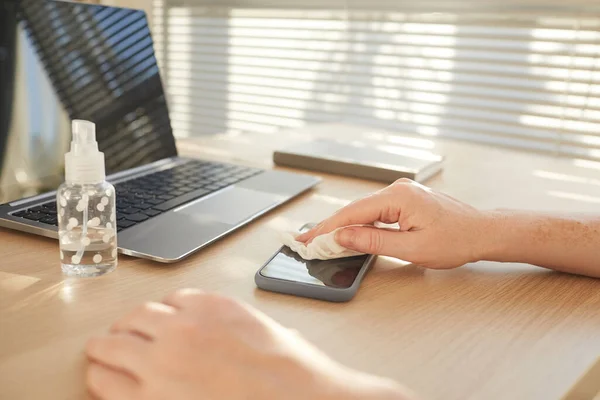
[155,2,600,160]
[164,68,600,103]
[166,87,600,124]
[168,101,600,147]
[160,0,600,14]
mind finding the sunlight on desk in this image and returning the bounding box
[59,281,76,303]
[548,191,600,204]
[266,216,313,233]
[0,271,40,293]
[533,170,600,187]
[312,194,353,207]
[574,159,600,171]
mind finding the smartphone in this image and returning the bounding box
[255,224,376,302]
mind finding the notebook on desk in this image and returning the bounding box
[273,139,444,183]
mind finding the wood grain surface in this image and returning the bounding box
[1,124,599,400]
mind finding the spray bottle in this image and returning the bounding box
[57,120,117,277]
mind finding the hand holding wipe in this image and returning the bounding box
[279,228,366,260]
[57,120,118,277]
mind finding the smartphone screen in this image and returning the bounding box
[259,246,370,289]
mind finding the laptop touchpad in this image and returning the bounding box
[175,187,284,225]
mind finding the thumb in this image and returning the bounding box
[335,226,403,257]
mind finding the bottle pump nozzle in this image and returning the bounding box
[65,120,105,184]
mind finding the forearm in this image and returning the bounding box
[479,211,600,278]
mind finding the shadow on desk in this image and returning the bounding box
[255,254,593,321]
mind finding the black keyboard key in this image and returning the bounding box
[23,212,44,221]
[157,194,175,200]
[122,207,142,214]
[134,193,154,200]
[44,209,57,216]
[134,186,154,192]
[143,209,161,217]
[175,186,195,194]
[122,195,138,203]
[43,202,57,211]
[116,199,132,206]
[145,198,162,205]
[39,216,52,224]
[117,212,127,220]
[141,178,162,189]
[136,203,153,210]
[40,216,58,226]
[12,210,28,218]
[30,206,46,212]
[187,182,205,190]
[171,190,186,196]
[117,220,136,230]
[116,202,129,209]
[125,213,149,223]
[154,189,211,212]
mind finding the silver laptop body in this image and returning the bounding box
[0,0,319,262]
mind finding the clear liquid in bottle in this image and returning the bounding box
[58,183,117,277]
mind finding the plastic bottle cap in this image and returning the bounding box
[65,120,106,184]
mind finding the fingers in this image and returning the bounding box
[110,302,177,339]
[335,226,410,258]
[87,362,139,400]
[162,288,206,310]
[163,289,252,320]
[160,289,273,331]
[296,190,400,242]
[86,333,149,375]
[297,179,424,243]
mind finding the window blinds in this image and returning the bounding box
[152,0,600,160]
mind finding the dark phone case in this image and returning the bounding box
[255,223,376,302]
[255,252,376,302]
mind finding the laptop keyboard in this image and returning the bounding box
[10,160,263,232]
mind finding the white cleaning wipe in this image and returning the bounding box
[279,228,365,260]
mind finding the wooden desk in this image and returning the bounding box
[1,123,600,400]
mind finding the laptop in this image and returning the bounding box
[0,0,319,262]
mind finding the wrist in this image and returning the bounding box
[475,209,533,263]
[468,210,507,263]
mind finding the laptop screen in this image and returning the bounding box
[0,0,178,205]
